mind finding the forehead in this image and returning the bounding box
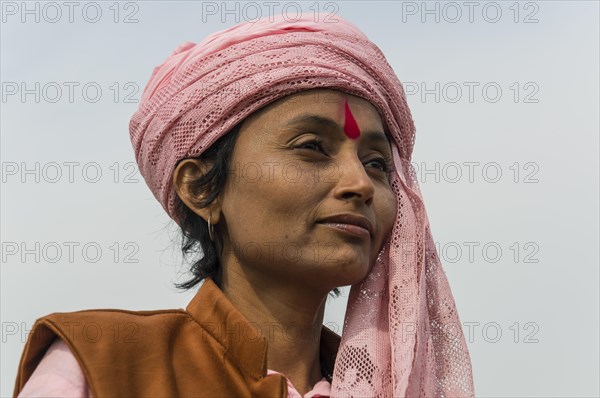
[242,88,385,133]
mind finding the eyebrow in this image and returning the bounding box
[283,114,393,152]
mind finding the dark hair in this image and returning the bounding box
[172,123,341,298]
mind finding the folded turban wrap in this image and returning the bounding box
[130,13,475,398]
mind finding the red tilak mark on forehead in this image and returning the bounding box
[343,99,360,139]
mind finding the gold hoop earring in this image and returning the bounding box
[207,214,214,242]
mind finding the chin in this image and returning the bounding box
[332,257,371,286]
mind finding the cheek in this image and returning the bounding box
[377,188,398,237]
[237,170,314,209]
[222,160,325,236]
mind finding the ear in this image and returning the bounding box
[172,158,222,224]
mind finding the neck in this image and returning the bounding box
[220,264,328,396]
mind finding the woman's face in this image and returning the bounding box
[218,89,397,292]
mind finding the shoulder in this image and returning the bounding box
[14,307,196,397]
[23,307,193,355]
[39,307,191,343]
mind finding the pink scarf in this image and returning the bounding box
[130,14,475,398]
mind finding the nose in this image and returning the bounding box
[331,153,375,206]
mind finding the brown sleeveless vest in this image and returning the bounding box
[13,278,341,397]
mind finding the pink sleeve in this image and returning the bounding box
[267,369,331,398]
[17,338,93,398]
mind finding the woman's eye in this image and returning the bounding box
[296,139,326,153]
[366,158,393,173]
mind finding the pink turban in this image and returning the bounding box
[129,14,475,397]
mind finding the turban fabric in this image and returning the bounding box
[130,14,475,398]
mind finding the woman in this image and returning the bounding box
[13,14,475,398]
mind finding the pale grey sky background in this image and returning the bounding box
[1,1,599,397]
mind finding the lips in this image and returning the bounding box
[317,213,374,237]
